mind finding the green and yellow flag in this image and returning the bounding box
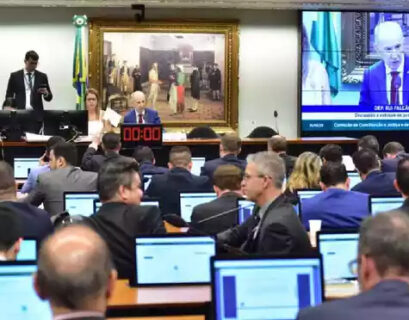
[72,15,88,110]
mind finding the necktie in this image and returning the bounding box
[27,73,33,90]
[138,113,143,124]
[391,71,401,105]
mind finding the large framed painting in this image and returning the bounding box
[89,20,239,130]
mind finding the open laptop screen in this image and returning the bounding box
[212,256,323,320]
[297,189,322,217]
[347,171,361,189]
[180,192,217,222]
[0,262,52,319]
[191,157,206,176]
[370,196,404,216]
[17,239,37,261]
[13,158,39,179]
[237,199,255,224]
[134,235,216,286]
[317,231,359,281]
[64,192,99,217]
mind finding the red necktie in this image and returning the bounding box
[391,71,400,105]
[138,113,143,124]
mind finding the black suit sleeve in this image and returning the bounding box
[41,73,53,102]
[217,214,256,248]
[81,147,98,171]
[5,73,15,100]
[259,222,293,254]
[140,206,166,234]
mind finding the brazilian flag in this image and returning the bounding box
[72,15,88,110]
[310,12,340,97]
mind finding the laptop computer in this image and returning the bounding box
[211,255,324,320]
[180,192,217,222]
[0,261,52,319]
[191,157,206,176]
[369,196,404,216]
[296,189,322,217]
[63,192,99,217]
[317,230,359,282]
[132,234,216,286]
[237,199,255,224]
[13,158,39,179]
[347,171,361,189]
[17,238,38,261]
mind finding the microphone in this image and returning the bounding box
[195,203,255,225]
[273,110,279,135]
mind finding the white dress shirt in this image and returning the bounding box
[24,71,34,110]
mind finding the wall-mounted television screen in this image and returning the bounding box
[301,11,409,136]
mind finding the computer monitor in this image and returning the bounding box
[191,157,206,176]
[0,110,42,140]
[317,230,359,282]
[93,199,102,213]
[0,261,52,319]
[180,192,217,222]
[211,255,324,320]
[133,235,216,286]
[296,189,322,217]
[347,171,361,189]
[141,199,160,207]
[17,239,38,261]
[13,158,39,179]
[143,174,153,191]
[369,196,404,216]
[43,110,88,136]
[237,199,255,224]
[63,192,99,217]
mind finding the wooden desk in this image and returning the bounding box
[107,280,211,318]
[325,282,359,300]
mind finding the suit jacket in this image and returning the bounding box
[280,153,297,177]
[190,191,243,235]
[301,188,370,229]
[87,202,166,279]
[24,166,98,216]
[0,201,53,242]
[139,161,169,176]
[352,170,399,196]
[81,148,129,172]
[381,153,409,173]
[400,198,409,216]
[146,167,212,216]
[217,194,312,255]
[20,164,50,193]
[5,69,52,116]
[297,280,409,320]
[123,108,161,124]
[359,56,409,106]
[200,154,246,180]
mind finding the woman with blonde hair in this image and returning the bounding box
[85,88,105,137]
[287,151,322,192]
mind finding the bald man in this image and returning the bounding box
[124,90,161,124]
[360,21,409,106]
[34,225,117,320]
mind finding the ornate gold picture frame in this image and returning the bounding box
[89,20,239,130]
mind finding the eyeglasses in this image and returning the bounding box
[243,173,271,181]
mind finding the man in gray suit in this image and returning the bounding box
[24,142,97,216]
[297,211,409,320]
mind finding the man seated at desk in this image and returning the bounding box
[297,211,409,320]
[124,91,161,124]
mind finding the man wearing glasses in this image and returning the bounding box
[297,211,409,320]
[217,151,311,254]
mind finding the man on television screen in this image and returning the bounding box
[123,91,161,125]
[359,21,409,107]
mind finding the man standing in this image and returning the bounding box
[359,21,409,106]
[124,91,161,124]
[209,63,221,101]
[34,225,117,320]
[297,211,409,320]
[147,62,160,109]
[5,50,52,118]
[217,151,312,254]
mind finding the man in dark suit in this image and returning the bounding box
[0,205,23,261]
[359,22,409,107]
[123,91,161,124]
[301,162,369,229]
[382,141,407,173]
[352,149,399,196]
[81,132,129,172]
[0,161,53,242]
[132,146,168,176]
[394,158,409,215]
[5,50,52,120]
[24,142,98,216]
[267,135,297,177]
[146,146,211,216]
[217,151,312,255]
[34,224,116,320]
[297,211,409,320]
[87,158,165,279]
[191,165,244,234]
[201,133,246,181]
[319,143,343,164]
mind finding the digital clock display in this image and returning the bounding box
[120,124,163,148]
